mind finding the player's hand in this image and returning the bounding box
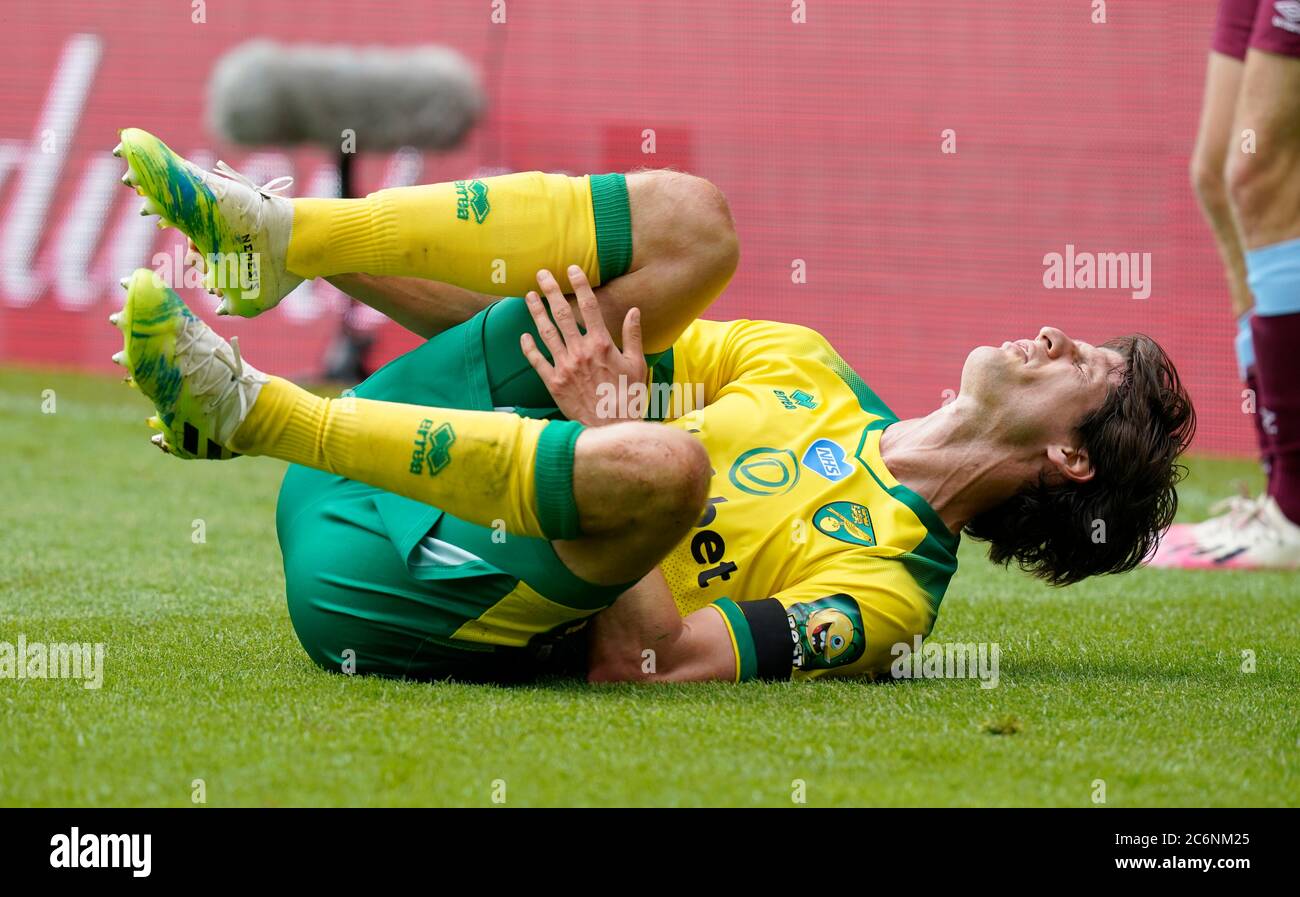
[520,265,647,427]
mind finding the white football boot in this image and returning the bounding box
[115,127,301,318]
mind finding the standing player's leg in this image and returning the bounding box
[1210,16,1300,566]
[1152,1,1293,567]
[1192,52,1252,322]
[1190,49,1258,415]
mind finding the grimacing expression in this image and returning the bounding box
[960,326,1127,443]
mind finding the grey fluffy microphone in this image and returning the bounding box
[205,40,484,382]
[207,40,484,151]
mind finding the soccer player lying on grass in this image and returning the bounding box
[108,128,1195,684]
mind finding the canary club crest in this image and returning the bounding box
[812,501,876,547]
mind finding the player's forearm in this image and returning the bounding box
[326,274,498,339]
[587,569,679,680]
[587,571,735,683]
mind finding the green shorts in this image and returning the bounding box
[276,297,648,683]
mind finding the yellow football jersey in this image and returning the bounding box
[649,319,960,682]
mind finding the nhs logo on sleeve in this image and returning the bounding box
[801,439,854,482]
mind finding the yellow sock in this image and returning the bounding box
[231,378,585,540]
[286,172,633,295]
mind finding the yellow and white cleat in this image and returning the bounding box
[111,268,268,459]
[114,128,301,318]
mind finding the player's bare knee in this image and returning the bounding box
[574,423,708,535]
[1225,150,1265,225]
[628,426,708,523]
[673,173,740,278]
[1189,153,1228,213]
[631,170,739,278]
[1226,142,1299,239]
[615,424,708,524]
[656,429,712,525]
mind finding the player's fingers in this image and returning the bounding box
[524,290,566,358]
[567,265,610,341]
[536,269,582,343]
[519,333,555,381]
[621,307,644,362]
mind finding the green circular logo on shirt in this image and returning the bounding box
[728,447,800,496]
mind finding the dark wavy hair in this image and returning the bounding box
[964,334,1196,586]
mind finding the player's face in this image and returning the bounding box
[960,327,1126,442]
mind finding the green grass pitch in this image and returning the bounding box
[2,365,1297,807]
